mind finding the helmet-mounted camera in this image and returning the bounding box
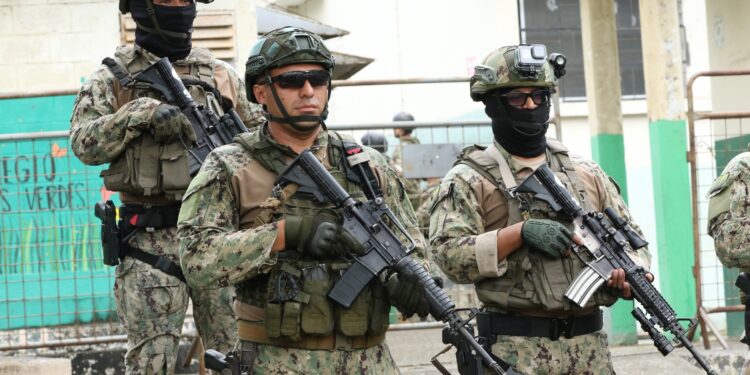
[513,44,547,80]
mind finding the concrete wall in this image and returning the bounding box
[705,0,750,115]
[0,0,257,95]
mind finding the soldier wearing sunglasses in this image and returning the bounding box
[177,27,429,374]
[429,44,652,374]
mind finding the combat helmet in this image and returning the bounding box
[469,44,566,101]
[245,27,335,102]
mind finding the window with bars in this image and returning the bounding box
[120,11,236,62]
[518,0,645,101]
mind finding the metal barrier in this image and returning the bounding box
[687,69,750,349]
[0,76,563,353]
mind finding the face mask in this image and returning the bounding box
[130,1,196,61]
[482,91,550,157]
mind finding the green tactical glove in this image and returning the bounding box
[386,268,430,319]
[285,214,364,258]
[521,218,573,258]
[149,104,196,143]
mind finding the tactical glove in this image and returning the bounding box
[386,267,430,319]
[285,214,364,258]
[521,218,573,258]
[149,104,196,143]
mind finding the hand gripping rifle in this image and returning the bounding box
[275,149,520,375]
[132,57,250,176]
[512,164,717,375]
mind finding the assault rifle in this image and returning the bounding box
[133,57,250,176]
[512,164,717,375]
[735,273,750,349]
[204,349,240,375]
[275,149,519,375]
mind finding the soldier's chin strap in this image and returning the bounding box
[265,74,331,132]
[138,0,193,43]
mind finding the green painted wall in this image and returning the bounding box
[591,133,637,344]
[0,95,118,330]
[649,119,696,319]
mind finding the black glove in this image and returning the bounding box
[521,218,573,258]
[285,213,364,258]
[149,103,196,143]
[386,267,430,319]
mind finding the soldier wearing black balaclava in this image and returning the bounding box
[70,0,264,373]
[429,45,652,374]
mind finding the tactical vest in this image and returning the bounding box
[100,45,225,201]
[232,130,391,343]
[456,140,618,313]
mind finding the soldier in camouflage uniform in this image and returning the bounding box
[70,0,263,373]
[391,112,423,209]
[429,44,652,374]
[707,147,750,374]
[177,27,429,374]
[708,148,750,269]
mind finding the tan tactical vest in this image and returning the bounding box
[100,45,225,203]
[456,140,618,314]
[231,129,391,343]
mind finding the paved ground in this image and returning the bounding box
[386,324,747,375]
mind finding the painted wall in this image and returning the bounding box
[0,0,257,96]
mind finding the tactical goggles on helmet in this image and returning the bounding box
[265,70,330,89]
[498,89,552,108]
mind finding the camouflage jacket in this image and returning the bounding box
[429,141,651,285]
[176,125,428,290]
[70,44,264,167]
[708,151,750,269]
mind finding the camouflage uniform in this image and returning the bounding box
[429,141,650,375]
[707,151,750,374]
[70,44,263,374]
[708,151,750,270]
[177,125,427,374]
[391,135,423,209]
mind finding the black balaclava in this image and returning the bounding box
[130,0,196,61]
[482,88,550,157]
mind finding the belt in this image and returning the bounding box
[237,319,384,351]
[478,310,603,341]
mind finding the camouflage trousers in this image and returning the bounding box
[490,331,614,375]
[235,340,400,374]
[114,228,237,374]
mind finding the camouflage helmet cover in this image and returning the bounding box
[245,26,335,102]
[469,45,558,101]
[119,0,213,14]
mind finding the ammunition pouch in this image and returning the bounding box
[100,136,191,200]
[262,259,390,348]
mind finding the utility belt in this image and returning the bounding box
[477,309,603,341]
[237,319,384,351]
[94,200,186,283]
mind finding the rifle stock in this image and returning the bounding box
[513,164,717,375]
[276,149,518,375]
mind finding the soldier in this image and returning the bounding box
[70,0,263,373]
[177,27,429,373]
[429,44,652,374]
[391,112,422,209]
[708,148,750,270]
[707,147,750,373]
[361,132,389,155]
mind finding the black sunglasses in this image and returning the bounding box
[498,89,551,108]
[268,70,330,89]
